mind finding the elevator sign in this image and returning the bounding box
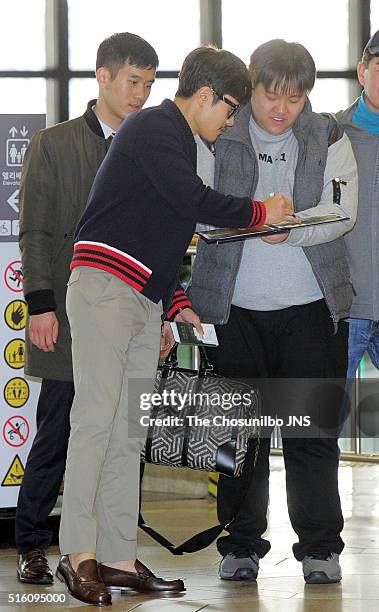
[0,116,44,245]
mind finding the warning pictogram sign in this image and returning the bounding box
[4,377,29,408]
[3,415,29,447]
[4,338,25,369]
[4,260,23,292]
[1,455,24,486]
[4,300,27,331]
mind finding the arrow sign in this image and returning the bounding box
[20,126,28,137]
[9,127,17,137]
[7,189,19,213]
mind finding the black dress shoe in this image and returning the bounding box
[56,555,111,607]
[17,549,54,584]
[99,559,185,593]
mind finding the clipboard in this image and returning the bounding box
[197,213,350,244]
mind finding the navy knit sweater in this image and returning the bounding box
[72,99,263,317]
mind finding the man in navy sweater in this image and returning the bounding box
[57,45,294,606]
[17,32,158,586]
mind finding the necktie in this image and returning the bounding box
[105,133,115,151]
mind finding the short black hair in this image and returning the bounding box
[176,46,252,105]
[96,32,159,78]
[249,39,316,95]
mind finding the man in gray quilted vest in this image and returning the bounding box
[337,31,379,385]
[189,39,358,584]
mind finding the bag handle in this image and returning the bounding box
[162,342,213,376]
[161,343,179,370]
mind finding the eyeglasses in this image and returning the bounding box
[211,89,241,119]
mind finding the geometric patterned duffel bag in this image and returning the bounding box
[141,344,260,478]
[139,344,260,555]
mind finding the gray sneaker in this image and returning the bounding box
[302,552,341,584]
[219,551,259,581]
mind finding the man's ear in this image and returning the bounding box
[357,62,366,88]
[196,86,213,107]
[96,66,112,88]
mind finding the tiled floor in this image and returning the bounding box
[1,457,379,610]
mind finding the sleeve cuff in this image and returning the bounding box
[166,289,192,320]
[25,289,57,316]
[249,200,267,228]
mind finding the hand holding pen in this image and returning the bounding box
[263,192,298,225]
[261,192,300,243]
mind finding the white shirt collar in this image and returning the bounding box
[92,104,115,138]
[97,118,116,139]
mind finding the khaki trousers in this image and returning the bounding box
[59,267,162,561]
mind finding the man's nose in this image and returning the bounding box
[274,98,288,115]
[134,83,145,99]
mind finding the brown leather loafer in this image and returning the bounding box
[56,555,111,606]
[99,559,185,593]
[17,549,54,584]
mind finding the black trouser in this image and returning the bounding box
[205,300,348,561]
[15,379,74,553]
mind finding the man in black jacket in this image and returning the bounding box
[57,46,294,606]
[17,32,158,585]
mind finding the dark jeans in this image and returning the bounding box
[206,300,348,561]
[15,379,74,553]
[347,318,379,379]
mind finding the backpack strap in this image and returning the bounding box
[321,112,344,147]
